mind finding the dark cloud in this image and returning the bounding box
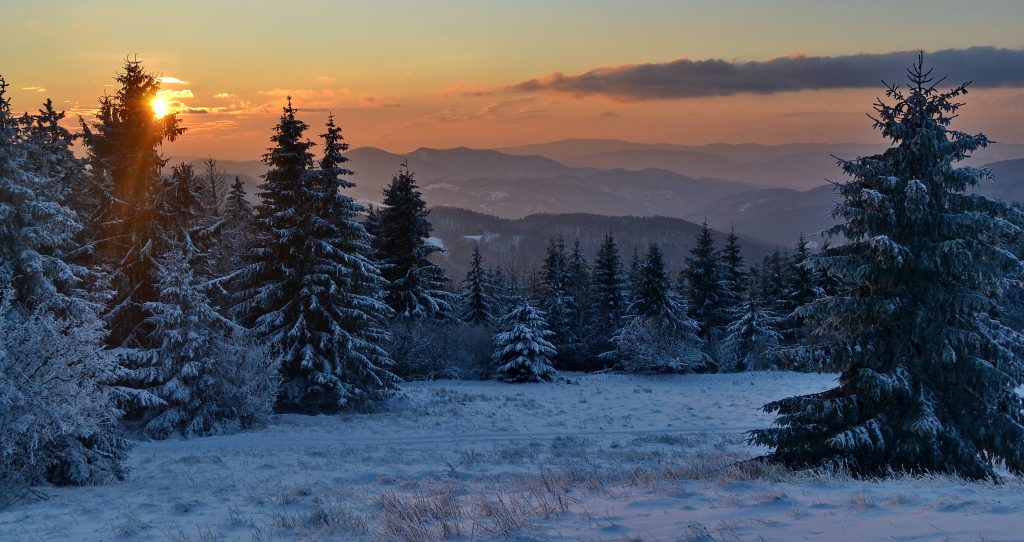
[510,47,1024,100]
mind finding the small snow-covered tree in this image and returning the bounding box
[459,244,495,325]
[609,244,710,373]
[492,302,557,383]
[0,295,131,488]
[750,56,1024,479]
[131,251,277,439]
[722,299,784,372]
[375,163,454,320]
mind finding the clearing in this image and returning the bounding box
[3,372,1021,541]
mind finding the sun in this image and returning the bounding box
[151,95,170,119]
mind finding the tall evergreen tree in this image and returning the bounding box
[610,244,709,373]
[590,233,628,360]
[751,56,1024,479]
[723,298,785,372]
[79,57,185,348]
[683,221,727,340]
[234,105,395,413]
[375,164,453,320]
[537,237,576,364]
[459,244,495,325]
[787,233,817,316]
[0,81,88,316]
[720,226,747,310]
[218,176,255,280]
[564,239,593,366]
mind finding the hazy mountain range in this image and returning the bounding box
[170,139,1024,251]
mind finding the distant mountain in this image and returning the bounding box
[500,139,1024,190]
[977,159,1024,202]
[687,185,837,249]
[430,207,780,281]
[171,147,754,217]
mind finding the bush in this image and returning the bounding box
[388,321,492,380]
[610,318,710,374]
[0,305,131,488]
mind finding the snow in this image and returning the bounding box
[426,236,446,251]
[4,371,1023,541]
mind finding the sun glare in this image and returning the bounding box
[151,96,169,119]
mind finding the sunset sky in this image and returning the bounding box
[4,0,1024,160]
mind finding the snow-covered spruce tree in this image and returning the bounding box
[134,250,277,439]
[564,239,595,367]
[719,226,747,310]
[375,163,454,320]
[219,176,255,273]
[0,80,89,317]
[234,107,396,413]
[0,295,132,488]
[722,298,785,372]
[537,237,576,365]
[682,221,727,341]
[80,58,185,349]
[492,302,557,383]
[459,244,495,325]
[590,232,628,365]
[609,244,710,373]
[751,56,1024,479]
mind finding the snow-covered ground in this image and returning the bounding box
[3,372,1022,541]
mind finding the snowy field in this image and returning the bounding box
[3,372,1023,542]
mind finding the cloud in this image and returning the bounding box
[21,86,46,92]
[157,76,189,85]
[599,110,620,118]
[510,47,1024,100]
[437,82,495,99]
[157,88,194,99]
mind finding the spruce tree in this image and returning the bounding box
[610,244,709,373]
[214,176,256,291]
[590,233,628,361]
[750,56,1024,479]
[683,221,727,340]
[234,105,395,413]
[537,237,575,361]
[492,302,557,383]
[723,298,784,372]
[0,80,88,316]
[375,164,454,320]
[720,226,747,310]
[136,250,276,438]
[80,58,185,348]
[459,244,494,325]
[565,239,594,364]
[787,234,817,317]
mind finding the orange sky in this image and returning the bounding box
[4,1,1024,160]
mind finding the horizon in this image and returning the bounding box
[5,1,1024,160]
